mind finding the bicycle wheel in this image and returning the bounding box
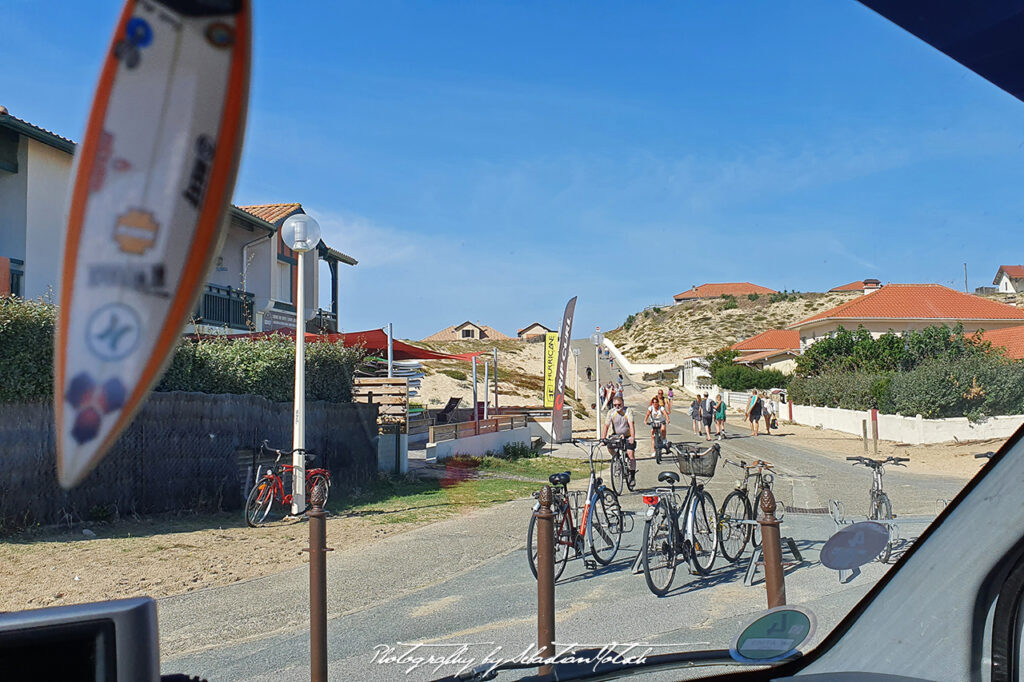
[688,490,718,575]
[871,494,893,564]
[306,473,330,507]
[245,479,275,527]
[642,500,676,596]
[528,502,571,581]
[609,456,625,496]
[589,489,623,565]
[654,433,663,464]
[718,490,751,563]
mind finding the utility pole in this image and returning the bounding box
[964,263,969,293]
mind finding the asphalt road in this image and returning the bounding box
[162,387,970,681]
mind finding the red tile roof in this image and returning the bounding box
[674,282,777,300]
[978,326,1024,360]
[237,203,302,224]
[731,329,800,352]
[829,281,865,292]
[791,284,1024,329]
[995,265,1024,283]
[422,323,513,342]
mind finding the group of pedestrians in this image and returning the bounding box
[600,380,624,411]
[688,392,727,441]
[744,389,777,436]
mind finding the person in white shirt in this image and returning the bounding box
[762,391,775,436]
[644,396,669,456]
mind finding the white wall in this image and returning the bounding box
[800,319,1024,351]
[602,337,677,376]
[0,137,28,263]
[23,139,72,299]
[788,403,1024,445]
[426,426,532,461]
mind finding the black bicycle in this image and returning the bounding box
[647,419,669,465]
[717,458,777,563]
[640,442,720,595]
[847,455,908,563]
[605,434,636,494]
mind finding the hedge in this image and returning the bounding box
[788,354,1024,420]
[0,297,363,404]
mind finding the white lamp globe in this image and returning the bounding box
[591,332,604,346]
[281,214,322,253]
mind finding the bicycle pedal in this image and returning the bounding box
[584,559,597,570]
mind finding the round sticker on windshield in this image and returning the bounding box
[820,521,890,571]
[730,605,815,663]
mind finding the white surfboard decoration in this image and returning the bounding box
[56,0,250,488]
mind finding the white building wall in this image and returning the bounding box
[23,139,72,300]
[800,319,1024,350]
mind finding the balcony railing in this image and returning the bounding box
[307,309,338,334]
[193,284,254,330]
[8,258,23,298]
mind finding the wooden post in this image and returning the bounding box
[535,485,555,676]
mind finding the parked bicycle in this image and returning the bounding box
[526,438,624,580]
[245,441,331,527]
[605,434,635,494]
[717,458,778,563]
[846,455,908,563]
[640,442,720,596]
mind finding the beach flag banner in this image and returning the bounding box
[543,332,558,408]
[55,0,251,488]
[551,296,577,442]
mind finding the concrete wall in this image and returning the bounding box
[788,403,1024,445]
[23,139,72,299]
[377,433,409,474]
[0,137,28,263]
[426,426,531,461]
[602,337,677,376]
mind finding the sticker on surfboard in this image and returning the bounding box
[55,0,250,488]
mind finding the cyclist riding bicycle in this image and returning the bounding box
[645,396,669,455]
[602,396,637,486]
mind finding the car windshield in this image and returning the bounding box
[3,2,1024,681]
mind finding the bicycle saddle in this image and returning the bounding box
[658,471,680,484]
[548,471,571,486]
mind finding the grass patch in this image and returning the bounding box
[440,369,467,381]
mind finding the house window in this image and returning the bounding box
[275,260,292,302]
[462,329,474,339]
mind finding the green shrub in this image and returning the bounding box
[623,313,637,330]
[721,299,739,311]
[748,293,760,301]
[0,298,362,403]
[0,297,55,403]
[712,364,790,391]
[441,369,467,381]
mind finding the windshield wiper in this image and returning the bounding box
[431,647,780,682]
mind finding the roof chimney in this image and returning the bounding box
[863,278,882,295]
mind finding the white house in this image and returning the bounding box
[993,265,1024,294]
[790,283,1024,350]
[0,109,356,332]
[730,329,801,374]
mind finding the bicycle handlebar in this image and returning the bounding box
[847,455,909,467]
[260,440,311,462]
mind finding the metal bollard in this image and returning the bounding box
[759,486,787,608]
[535,485,556,676]
[306,482,332,682]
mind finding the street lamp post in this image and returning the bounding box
[572,347,580,400]
[591,328,604,438]
[281,214,322,515]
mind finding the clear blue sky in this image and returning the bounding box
[4,1,1024,339]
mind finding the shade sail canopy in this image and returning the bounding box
[858,0,1024,103]
[194,328,481,361]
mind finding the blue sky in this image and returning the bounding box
[4,1,1024,339]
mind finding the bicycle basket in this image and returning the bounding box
[675,445,720,478]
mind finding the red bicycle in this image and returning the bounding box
[245,441,331,527]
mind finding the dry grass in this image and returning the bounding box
[607,292,859,364]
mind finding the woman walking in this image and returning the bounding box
[701,392,715,441]
[715,393,727,440]
[745,389,762,436]
[689,395,701,434]
[762,391,775,436]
